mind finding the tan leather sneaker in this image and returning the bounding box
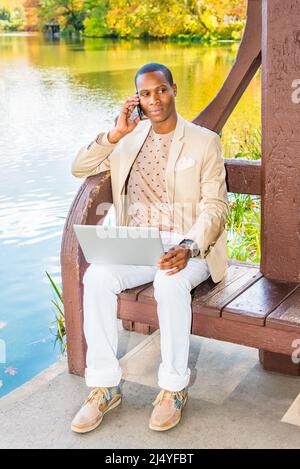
[149,388,188,431]
[71,386,122,433]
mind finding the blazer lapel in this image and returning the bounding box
[165,113,185,205]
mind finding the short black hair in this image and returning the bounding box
[134,63,174,87]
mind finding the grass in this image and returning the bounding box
[233,128,261,161]
[45,271,66,354]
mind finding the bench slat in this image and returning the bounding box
[192,265,262,317]
[137,285,155,304]
[130,264,260,309]
[222,277,299,325]
[119,282,153,301]
[265,287,300,333]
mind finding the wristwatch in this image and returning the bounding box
[179,239,200,258]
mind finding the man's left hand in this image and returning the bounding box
[157,245,191,276]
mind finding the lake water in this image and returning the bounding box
[0,33,261,397]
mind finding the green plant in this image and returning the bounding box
[226,193,261,263]
[224,125,261,262]
[46,271,66,354]
[234,127,261,160]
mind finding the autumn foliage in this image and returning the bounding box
[0,0,247,39]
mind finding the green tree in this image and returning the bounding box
[0,7,10,20]
[0,5,24,31]
[83,0,112,37]
[40,0,86,33]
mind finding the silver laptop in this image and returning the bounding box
[73,224,165,266]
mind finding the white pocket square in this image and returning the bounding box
[175,156,197,171]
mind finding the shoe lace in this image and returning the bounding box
[152,388,186,410]
[84,387,113,406]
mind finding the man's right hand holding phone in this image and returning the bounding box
[107,95,141,144]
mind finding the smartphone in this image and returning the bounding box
[134,91,147,120]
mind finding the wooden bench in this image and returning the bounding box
[61,167,300,377]
[118,259,300,375]
[61,0,300,378]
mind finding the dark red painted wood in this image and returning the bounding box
[265,288,300,333]
[259,350,300,376]
[223,277,299,325]
[261,0,300,282]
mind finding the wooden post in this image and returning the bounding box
[259,0,300,375]
[261,0,300,283]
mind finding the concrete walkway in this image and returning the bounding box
[1,322,300,449]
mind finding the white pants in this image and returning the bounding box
[82,257,210,392]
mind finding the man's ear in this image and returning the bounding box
[172,83,177,96]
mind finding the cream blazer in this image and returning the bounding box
[72,113,229,283]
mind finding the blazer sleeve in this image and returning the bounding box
[71,132,117,178]
[184,133,229,258]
